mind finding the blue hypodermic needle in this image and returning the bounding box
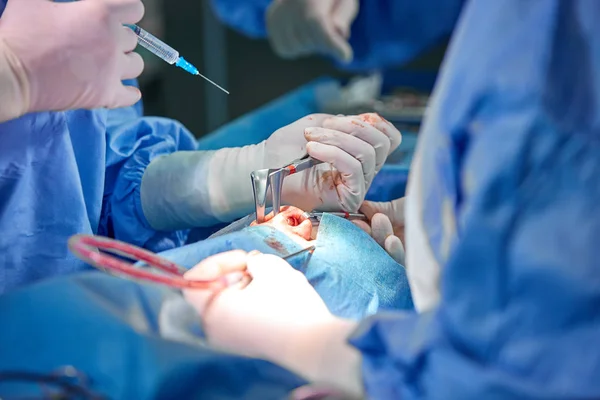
[125,24,229,95]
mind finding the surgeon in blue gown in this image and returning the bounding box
[4,0,600,398]
[210,0,464,71]
[182,1,600,398]
[0,0,402,295]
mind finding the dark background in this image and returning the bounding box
[138,0,447,139]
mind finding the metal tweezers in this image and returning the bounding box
[251,154,323,223]
[281,245,316,262]
[302,211,368,225]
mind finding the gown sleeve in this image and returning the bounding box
[350,1,600,398]
[100,80,198,253]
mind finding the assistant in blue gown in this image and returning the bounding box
[0,92,197,294]
[209,0,464,71]
[0,2,198,294]
[349,1,600,398]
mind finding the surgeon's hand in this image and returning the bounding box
[183,250,334,360]
[140,113,400,231]
[354,197,406,265]
[266,0,359,62]
[271,113,402,213]
[0,0,144,121]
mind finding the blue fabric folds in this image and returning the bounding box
[165,213,413,319]
[349,1,600,399]
[0,274,305,399]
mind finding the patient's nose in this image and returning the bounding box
[271,207,313,241]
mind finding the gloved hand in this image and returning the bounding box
[141,113,401,230]
[183,250,363,395]
[353,197,405,265]
[0,0,144,122]
[183,250,333,358]
[266,0,359,62]
[276,113,403,214]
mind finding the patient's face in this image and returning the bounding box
[250,206,314,245]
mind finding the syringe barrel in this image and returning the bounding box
[128,25,179,64]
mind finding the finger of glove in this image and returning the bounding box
[358,113,402,153]
[105,0,145,24]
[331,0,359,38]
[307,17,353,62]
[119,25,139,53]
[323,116,390,172]
[290,22,319,56]
[352,220,372,236]
[185,250,249,280]
[370,213,394,248]
[246,253,300,281]
[281,21,311,58]
[360,200,392,220]
[384,235,406,265]
[120,51,144,80]
[107,84,142,109]
[361,198,405,237]
[306,141,364,211]
[266,9,292,58]
[305,127,376,187]
[183,250,249,314]
[273,18,306,59]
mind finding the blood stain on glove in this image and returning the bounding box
[320,170,344,190]
[360,113,391,133]
[351,120,366,128]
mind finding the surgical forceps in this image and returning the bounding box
[68,234,316,289]
[68,234,245,289]
[302,211,368,225]
[282,245,316,261]
[251,154,324,223]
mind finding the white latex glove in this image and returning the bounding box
[266,0,359,62]
[353,197,406,265]
[183,250,363,396]
[141,113,401,230]
[280,113,402,213]
[0,0,144,122]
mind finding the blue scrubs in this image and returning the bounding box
[0,0,197,293]
[209,0,464,71]
[350,1,600,398]
[0,98,196,294]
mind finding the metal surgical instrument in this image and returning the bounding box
[68,234,245,289]
[251,155,324,223]
[302,211,368,225]
[282,245,316,261]
[68,234,315,289]
[280,245,316,269]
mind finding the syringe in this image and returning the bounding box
[125,24,229,95]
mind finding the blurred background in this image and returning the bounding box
[137,0,449,139]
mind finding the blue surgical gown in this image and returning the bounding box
[0,0,197,293]
[0,99,196,294]
[209,0,464,71]
[349,1,600,398]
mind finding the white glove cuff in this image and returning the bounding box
[141,151,218,231]
[206,142,267,222]
[0,38,30,122]
[141,143,268,231]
